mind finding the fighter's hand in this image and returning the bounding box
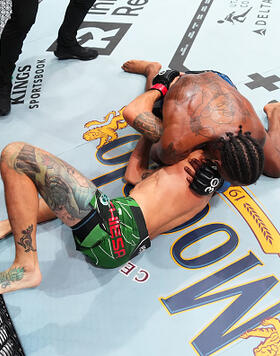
[188,159,225,196]
[184,158,203,184]
[149,69,180,98]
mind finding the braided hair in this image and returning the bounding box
[219,126,264,185]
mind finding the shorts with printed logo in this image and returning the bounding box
[71,190,151,269]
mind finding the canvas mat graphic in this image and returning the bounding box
[0,0,280,355]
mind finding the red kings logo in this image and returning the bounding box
[108,202,126,258]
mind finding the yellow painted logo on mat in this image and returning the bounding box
[83,107,127,149]
[223,187,280,254]
[241,317,280,356]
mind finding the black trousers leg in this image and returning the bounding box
[0,0,38,83]
[57,0,96,47]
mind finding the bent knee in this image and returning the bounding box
[1,142,27,167]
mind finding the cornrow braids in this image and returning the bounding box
[219,126,264,185]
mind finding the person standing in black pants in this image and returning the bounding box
[0,0,98,116]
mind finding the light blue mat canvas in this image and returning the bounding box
[0,0,280,355]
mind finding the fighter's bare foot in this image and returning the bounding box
[0,220,11,239]
[0,263,41,294]
[121,60,162,77]
[263,101,280,118]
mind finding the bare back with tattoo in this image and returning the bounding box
[161,72,266,162]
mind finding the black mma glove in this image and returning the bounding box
[149,69,180,98]
[190,160,225,196]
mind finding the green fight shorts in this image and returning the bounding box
[71,190,151,269]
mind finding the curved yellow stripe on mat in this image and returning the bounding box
[223,187,280,254]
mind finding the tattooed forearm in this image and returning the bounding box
[134,112,163,143]
[0,267,24,288]
[17,225,36,252]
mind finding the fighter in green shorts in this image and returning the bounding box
[0,137,225,294]
[71,190,151,269]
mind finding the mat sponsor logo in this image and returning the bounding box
[83,107,127,148]
[119,261,150,283]
[47,0,149,54]
[169,0,273,71]
[89,129,280,355]
[241,317,280,355]
[218,0,273,36]
[159,187,280,355]
[11,58,46,109]
[224,187,280,254]
[11,65,31,105]
[245,72,280,92]
[88,0,149,17]
[47,22,131,55]
[169,0,214,72]
[217,7,252,25]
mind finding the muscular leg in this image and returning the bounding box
[121,60,162,91]
[0,142,97,294]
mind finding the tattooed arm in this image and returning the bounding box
[123,90,163,143]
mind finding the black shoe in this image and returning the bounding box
[54,44,98,61]
[0,83,12,116]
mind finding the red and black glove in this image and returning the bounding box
[149,69,180,98]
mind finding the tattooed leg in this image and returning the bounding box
[0,145,40,293]
[1,142,97,226]
[0,142,97,293]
